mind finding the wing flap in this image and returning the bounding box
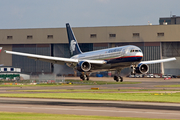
[28,57,65,65]
[140,57,176,64]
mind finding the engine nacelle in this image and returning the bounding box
[135,63,149,74]
[77,61,91,72]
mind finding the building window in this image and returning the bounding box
[4,68,7,71]
[90,34,97,38]
[133,33,140,37]
[47,35,53,39]
[109,34,116,38]
[157,33,164,37]
[7,36,13,39]
[27,35,33,39]
[11,68,14,71]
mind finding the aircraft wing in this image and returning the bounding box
[5,50,106,65]
[140,57,176,64]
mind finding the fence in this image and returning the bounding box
[38,74,65,84]
[0,74,65,85]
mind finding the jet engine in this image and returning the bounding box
[135,63,149,74]
[77,61,91,72]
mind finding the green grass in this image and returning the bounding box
[0,80,140,87]
[0,112,175,120]
[65,80,140,85]
[156,84,180,88]
[8,89,180,93]
[0,92,180,103]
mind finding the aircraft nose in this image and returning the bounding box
[135,52,143,61]
[136,52,143,57]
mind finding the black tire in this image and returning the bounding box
[114,76,118,80]
[114,76,119,82]
[86,75,89,81]
[120,76,123,82]
[116,79,119,82]
[80,74,85,80]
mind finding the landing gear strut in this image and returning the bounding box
[114,70,123,82]
[80,72,89,81]
[131,65,136,75]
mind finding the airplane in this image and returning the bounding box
[5,23,176,82]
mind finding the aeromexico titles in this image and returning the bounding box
[5,23,176,82]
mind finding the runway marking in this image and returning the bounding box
[0,105,180,116]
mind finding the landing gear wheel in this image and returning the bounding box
[120,76,123,82]
[86,75,89,81]
[114,76,119,82]
[80,74,89,81]
[114,76,123,82]
[80,74,85,80]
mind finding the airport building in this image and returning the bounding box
[0,22,180,76]
[159,15,180,25]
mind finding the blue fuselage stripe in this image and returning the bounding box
[106,56,143,64]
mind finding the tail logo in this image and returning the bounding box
[70,40,76,55]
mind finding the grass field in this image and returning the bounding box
[156,84,180,88]
[0,80,140,87]
[8,89,180,93]
[0,92,180,103]
[0,112,175,120]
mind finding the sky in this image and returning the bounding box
[0,0,179,29]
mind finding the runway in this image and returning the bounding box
[0,98,180,119]
[0,77,180,91]
[0,77,180,119]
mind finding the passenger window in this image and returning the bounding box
[132,50,134,52]
[135,50,139,52]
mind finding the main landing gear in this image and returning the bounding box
[113,70,123,82]
[80,72,89,81]
[114,76,123,82]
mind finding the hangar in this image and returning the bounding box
[0,23,180,76]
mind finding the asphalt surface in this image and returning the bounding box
[0,77,180,119]
[0,98,180,119]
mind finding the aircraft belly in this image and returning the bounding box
[90,56,142,72]
[106,56,142,64]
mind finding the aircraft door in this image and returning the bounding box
[122,49,126,56]
[118,50,122,57]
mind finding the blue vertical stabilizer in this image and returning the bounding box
[66,23,82,56]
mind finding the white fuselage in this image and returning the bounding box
[70,45,143,72]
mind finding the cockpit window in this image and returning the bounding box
[130,49,142,52]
